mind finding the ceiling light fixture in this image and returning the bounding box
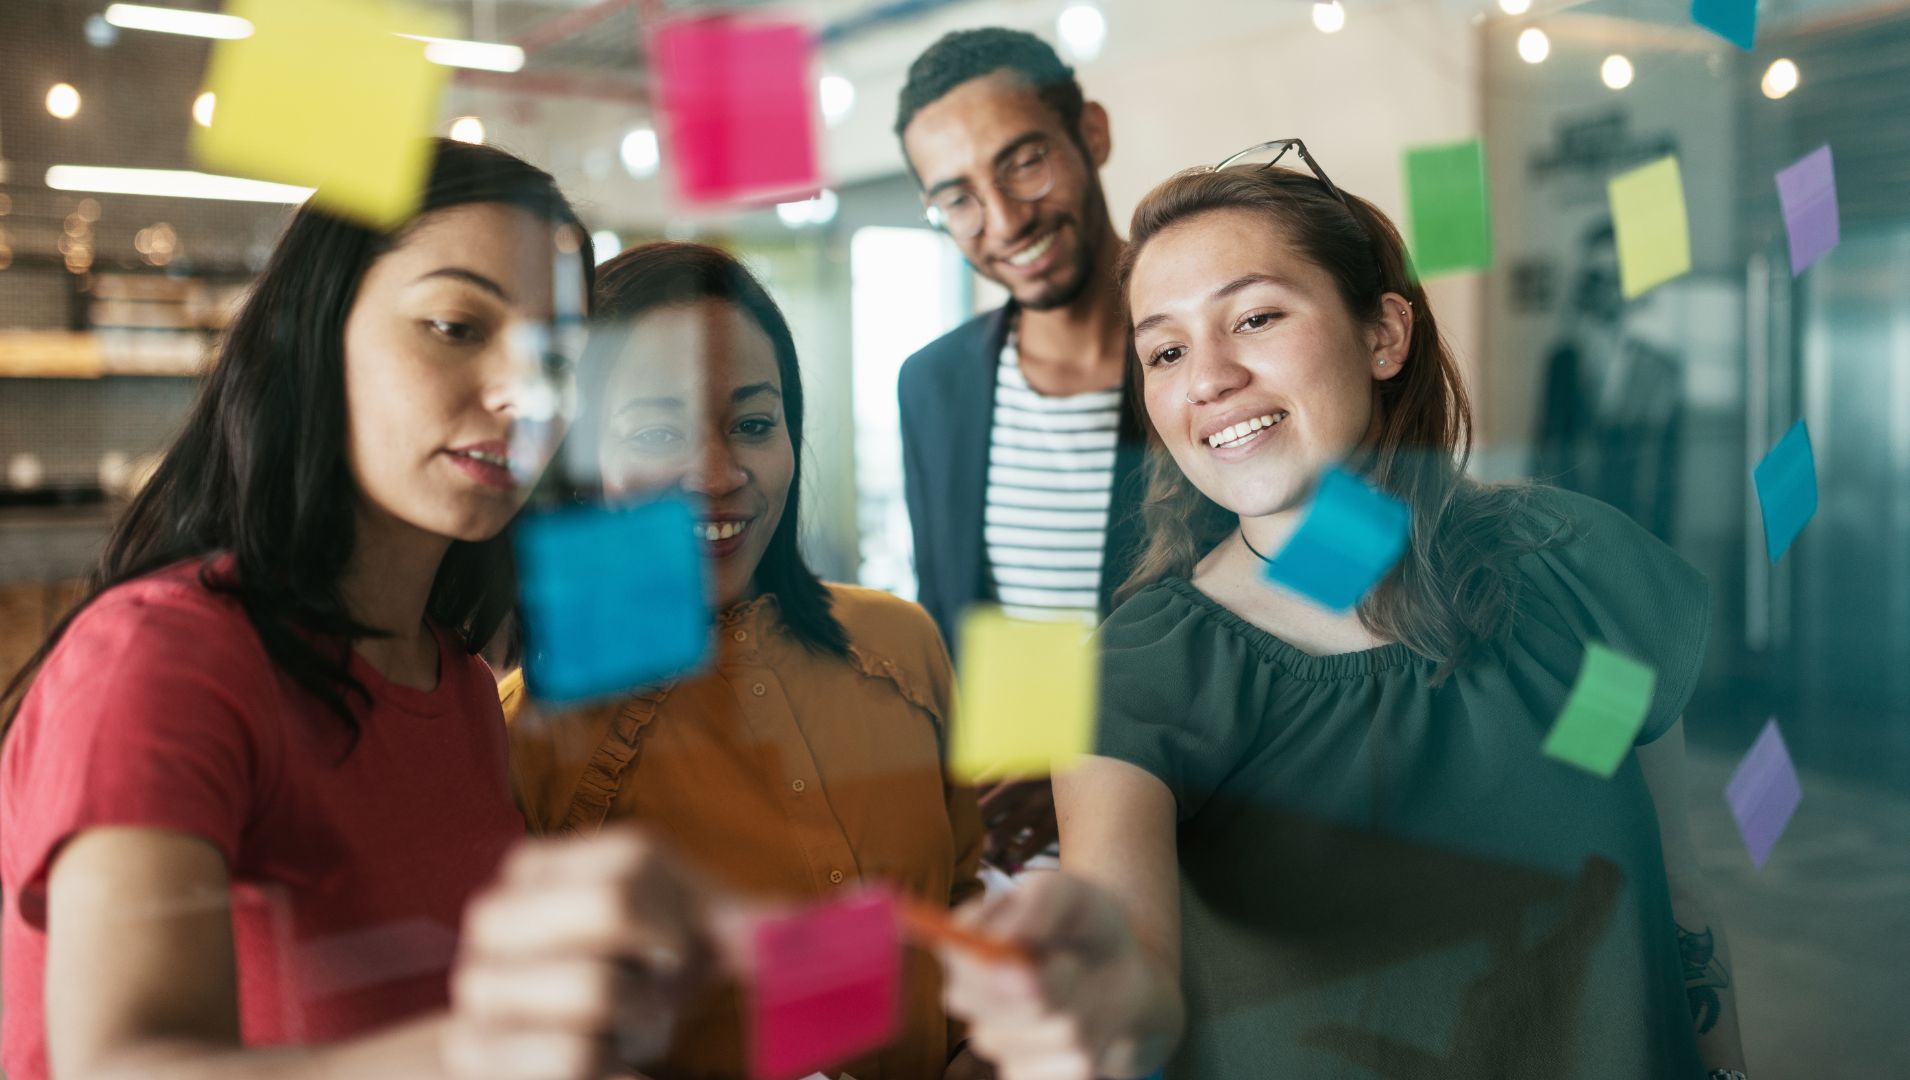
[45,165,313,204]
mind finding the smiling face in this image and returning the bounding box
[598,299,791,610]
[902,70,1111,311]
[1128,207,1413,521]
[340,202,577,546]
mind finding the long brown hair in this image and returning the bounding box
[3,140,592,737]
[1115,166,1559,677]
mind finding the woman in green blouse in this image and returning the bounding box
[937,150,1750,1080]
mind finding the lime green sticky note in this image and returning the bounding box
[1403,137,1493,277]
[1542,644,1658,778]
[950,608,1098,782]
[1606,155,1692,300]
[193,0,452,230]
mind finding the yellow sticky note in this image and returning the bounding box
[193,0,452,229]
[1607,155,1692,299]
[950,608,1098,782]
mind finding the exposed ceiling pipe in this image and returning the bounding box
[818,0,974,47]
[453,68,646,103]
[512,0,640,56]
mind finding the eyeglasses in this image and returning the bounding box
[922,139,1057,240]
[1215,138,1354,209]
[1214,138,1370,247]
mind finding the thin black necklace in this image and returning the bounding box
[1239,528,1276,564]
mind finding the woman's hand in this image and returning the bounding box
[443,827,717,1080]
[938,873,1160,1080]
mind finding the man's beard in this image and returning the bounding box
[1008,181,1109,313]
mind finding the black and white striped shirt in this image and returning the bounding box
[984,334,1122,619]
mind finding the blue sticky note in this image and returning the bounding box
[515,491,711,705]
[1692,0,1756,50]
[1776,145,1840,277]
[1753,419,1817,564]
[1261,467,1411,612]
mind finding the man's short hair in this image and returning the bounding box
[893,27,1085,142]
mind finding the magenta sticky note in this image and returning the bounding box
[748,890,901,1080]
[652,15,820,206]
[1776,145,1839,277]
[1724,718,1802,869]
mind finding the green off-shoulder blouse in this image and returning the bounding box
[1096,486,1711,1079]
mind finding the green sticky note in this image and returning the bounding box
[193,0,452,230]
[1542,644,1657,778]
[1607,155,1692,300]
[1403,137,1493,277]
[950,607,1098,782]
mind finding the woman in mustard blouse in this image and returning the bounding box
[501,242,986,1080]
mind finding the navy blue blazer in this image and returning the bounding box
[896,303,1150,656]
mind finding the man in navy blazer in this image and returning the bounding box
[893,27,1148,656]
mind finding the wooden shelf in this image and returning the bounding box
[0,331,103,378]
[0,329,212,378]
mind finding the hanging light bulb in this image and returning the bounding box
[46,83,81,120]
[448,115,486,144]
[1761,58,1800,99]
[819,73,856,128]
[192,91,216,127]
[1312,1,1347,33]
[1056,3,1108,62]
[620,126,660,178]
[1517,27,1550,63]
[1601,53,1634,90]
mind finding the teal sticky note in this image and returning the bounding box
[1692,0,1756,50]
[515,491,711,705]
[1403,137,1493,277]
[1754,419,1817,564]
[1262,467,1411,612]
[1542,644,1657,778]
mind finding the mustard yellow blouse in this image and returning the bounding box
[501,584,984,1080]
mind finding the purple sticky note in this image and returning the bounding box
[748,890,901,1080]
[1776,145,1839,277]
[652,16,820,206]
[1724,718,1802,869]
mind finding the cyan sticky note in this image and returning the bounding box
[652,16,820,206]
[1776,145,1840,276]
[1753,419,1817,564]
[748,890,901,1080]
[1261,467,1410,612]
[1724,718,1802,869]
[1607,155,1692,300]
[1692,0,1757,50]
[193,0,452,229]
[1403,137,1493,277]
[1542,644,1658,779]
[514,491,710,705]
[950,608,1098,782]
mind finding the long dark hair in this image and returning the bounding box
[588,241,849,658]
[1116,166,1560,678]
[2,139,594,736]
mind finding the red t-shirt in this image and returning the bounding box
[1,558,523,1080]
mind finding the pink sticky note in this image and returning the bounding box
[652,15,820,206]
[748,890,901,1080]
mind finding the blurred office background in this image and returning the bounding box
[2,0,1906,1073]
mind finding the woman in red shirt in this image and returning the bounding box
[2,140,717,1080]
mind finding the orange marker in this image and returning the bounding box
[895,897,1032,965]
